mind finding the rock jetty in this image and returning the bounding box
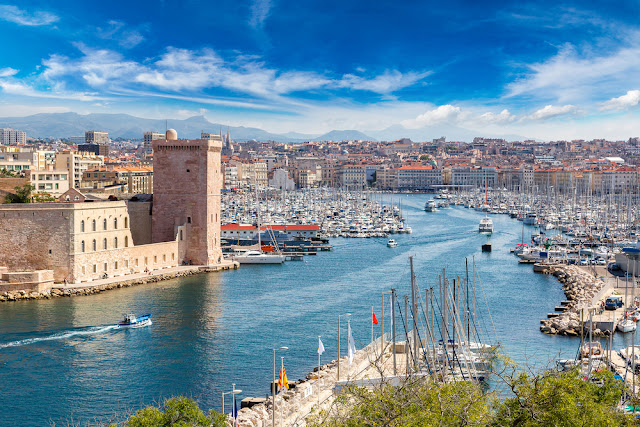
[0,266,234,303]
[537,264,608,336]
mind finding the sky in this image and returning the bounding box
[1,0,640,140]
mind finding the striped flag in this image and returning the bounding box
[278,362,289,392]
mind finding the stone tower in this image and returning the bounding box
[152,129,223,265]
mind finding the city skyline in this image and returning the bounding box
[1,1,640,140]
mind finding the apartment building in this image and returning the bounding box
[55,151,105,188]
[0,128,27,145]
[143,132,165,155]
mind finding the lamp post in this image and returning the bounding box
[272,346,288,427]
[221,383,242,415]
[381,291,391,358]
[337,313,351,381]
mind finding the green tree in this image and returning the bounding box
[33,192,56,202]
[121,397,227,427]
[492,368,634,427]
[0,168,16,177]
[308,377,492,427]
[4,184,34,203]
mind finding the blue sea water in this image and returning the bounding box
[0,194,635,425]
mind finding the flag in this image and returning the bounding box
[372,308,378,325]
[318,337,325,355]
[278,363,289,392]
[232,394,239,427]
[347,322,356,365]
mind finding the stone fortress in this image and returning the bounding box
[0,130,225,285]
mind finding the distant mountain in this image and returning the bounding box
[313,129,376,142]
[0,113,306,142]
[0,112,532,143]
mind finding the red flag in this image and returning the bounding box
[372,309,378,325]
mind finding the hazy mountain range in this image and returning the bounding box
[0,112,530,143]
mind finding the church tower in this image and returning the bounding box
[152,129,223,265]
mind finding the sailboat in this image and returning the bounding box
[233,174,285,265]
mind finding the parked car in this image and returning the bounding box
[597,258,606,265]
[608,262,621,271]
[579,258,589,266]
[605,295,624,310]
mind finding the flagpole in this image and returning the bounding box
[347,319,351,380]
[318,336,321,408]
[280,356,284,427]
[371,306,374,346]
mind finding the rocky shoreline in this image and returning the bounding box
[538,264,609,337]
[0,265,235,303]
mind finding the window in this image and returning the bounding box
[114,261,118,270]
[103,218,107,230]
[81,241,85,252]
[103,238,107,249]
[81,220,85,232]
[124,217,128,228]
[114,218,118,229]
[92,239,96,251]
[92,219,96,231]
[125,236,128,247]
[93,264,97,273]
[154,256,157,264]
[114,237,118,248]
[187,216,191,224]
[104,262,108,271]
[163,254,166,262]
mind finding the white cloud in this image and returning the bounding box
[249,0,272,29]
[600,90,640,111]
[476,109,516,124]
[96,20,145,49]
[0,5,58,26]
[401,105,462,129]
[525,104,576,120]
[0,67,18,77]
[507,41,640,104]
[0,79,100,101]
[340,70,430,94]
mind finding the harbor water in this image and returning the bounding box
[0,194,634,425]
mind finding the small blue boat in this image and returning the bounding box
[118,313,152,328]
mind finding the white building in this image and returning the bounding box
[269,168,295,190]
[450,166,497,188]
[0,128,27,145]
[27,169,70,196]
[143,132,165,155]
[55,151,105,188]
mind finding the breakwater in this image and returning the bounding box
[538,265,608,336]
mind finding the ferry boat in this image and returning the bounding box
[478,217,493,233]
[387,239,398,248]
[118,313,152,328]
[424,200,438,212]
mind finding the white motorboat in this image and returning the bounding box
[233,250,285,264]
[387,239,398,248]
[424,200,438,212]
[478,217,494,233]
[118,313,152,329]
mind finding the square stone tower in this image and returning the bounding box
[152,129,223,265]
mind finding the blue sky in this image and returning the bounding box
[2,0,640,139]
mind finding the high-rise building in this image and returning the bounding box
[85,131,109,145]
[0,128,27,145]
[143,132,165,155]
[78,143,109,157]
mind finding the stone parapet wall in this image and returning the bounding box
[0,269,54,293]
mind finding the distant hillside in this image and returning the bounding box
[313,129,376,142]
[0,113,305,142]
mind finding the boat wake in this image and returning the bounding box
[0,325,119,349]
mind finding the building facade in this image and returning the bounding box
[0,128,27,145]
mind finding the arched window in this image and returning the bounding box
[103,238,107,249]
[92,239,96,251]
[80,220,85,232]
[114,237,118,248]
[103,219,107,230]
[125,236,129,247]
[114,218,118,229]
[81,240,85,252]
[92,220,96,231]
[124,217,128,228]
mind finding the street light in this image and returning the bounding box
[272,346,288,427]
[337,313,351,381]
[221,383,242,415]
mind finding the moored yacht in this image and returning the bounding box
[233,250,285,264]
